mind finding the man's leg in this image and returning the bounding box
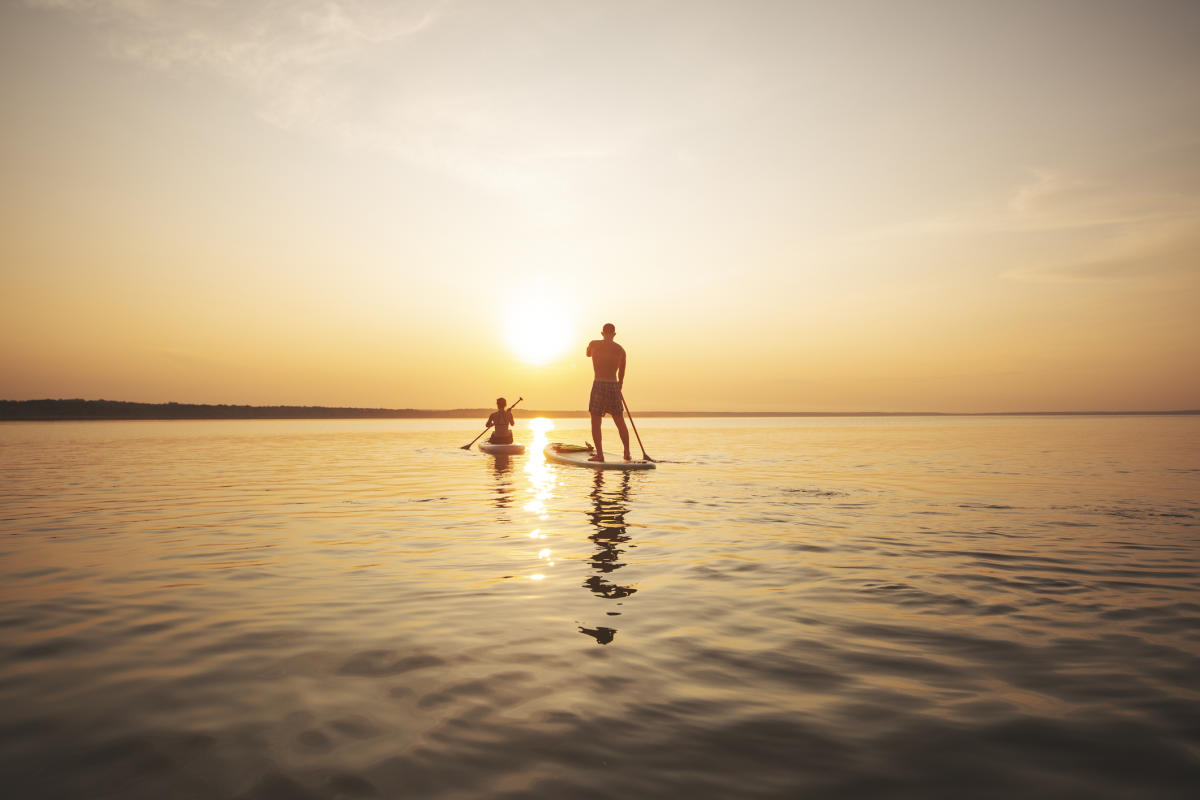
[613,413,632,460]
[590,412,604,461]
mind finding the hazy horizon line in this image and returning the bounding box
[2,399,1197,420]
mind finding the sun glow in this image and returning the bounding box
[504,307,571,365]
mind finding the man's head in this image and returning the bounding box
[496,397,507,409]
[601,323,616,340]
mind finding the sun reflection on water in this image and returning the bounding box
[525,418,554,471]
[523,418,555,517]
[524,418,556,580]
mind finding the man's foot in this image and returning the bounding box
[587,454,605,463]
[624,452,633,461]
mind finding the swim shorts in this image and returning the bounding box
[589,380,623,416]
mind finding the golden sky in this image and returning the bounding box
[2,0,1198,412]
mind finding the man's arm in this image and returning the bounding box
[485,412,495,428]
[586,340,594,357]
[617,347,627,387]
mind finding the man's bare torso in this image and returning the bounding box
[587,339,625,382]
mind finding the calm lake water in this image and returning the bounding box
[1,416,1198,798]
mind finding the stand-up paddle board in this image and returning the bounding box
[480,441,525,455]
[543,443,655,470]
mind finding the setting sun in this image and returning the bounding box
[504,307,571,366]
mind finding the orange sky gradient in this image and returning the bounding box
[2,1,1198,412]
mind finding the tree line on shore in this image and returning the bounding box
[2,399,1194,421]
[0,399,494,420]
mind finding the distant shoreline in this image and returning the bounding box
[1,399,1197,421]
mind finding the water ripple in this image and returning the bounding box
[1,417,1198,798]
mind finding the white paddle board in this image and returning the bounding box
[543,443,655,470]
[480,441,525,455]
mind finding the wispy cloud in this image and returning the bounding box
[23,0,701,210]
[24,0,603,199]
[1005,168,1200,233]
[1001,164,1200,283]
[867,152,1200,285]
[1002,215,1200,284]
[879,165,1199,236]
[29,0,441,125]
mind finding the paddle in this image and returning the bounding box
[461,396,523,450]
[620,393,656,462]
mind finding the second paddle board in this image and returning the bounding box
[543,443,655,470]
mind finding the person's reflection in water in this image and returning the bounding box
[579,470,636,645]
[489,454,515,510]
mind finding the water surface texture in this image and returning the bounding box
[1,417,1198,798]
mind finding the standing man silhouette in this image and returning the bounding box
[586,323,631,462]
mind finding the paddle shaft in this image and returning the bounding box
[621,393,655,462]
[462,396,523,449]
